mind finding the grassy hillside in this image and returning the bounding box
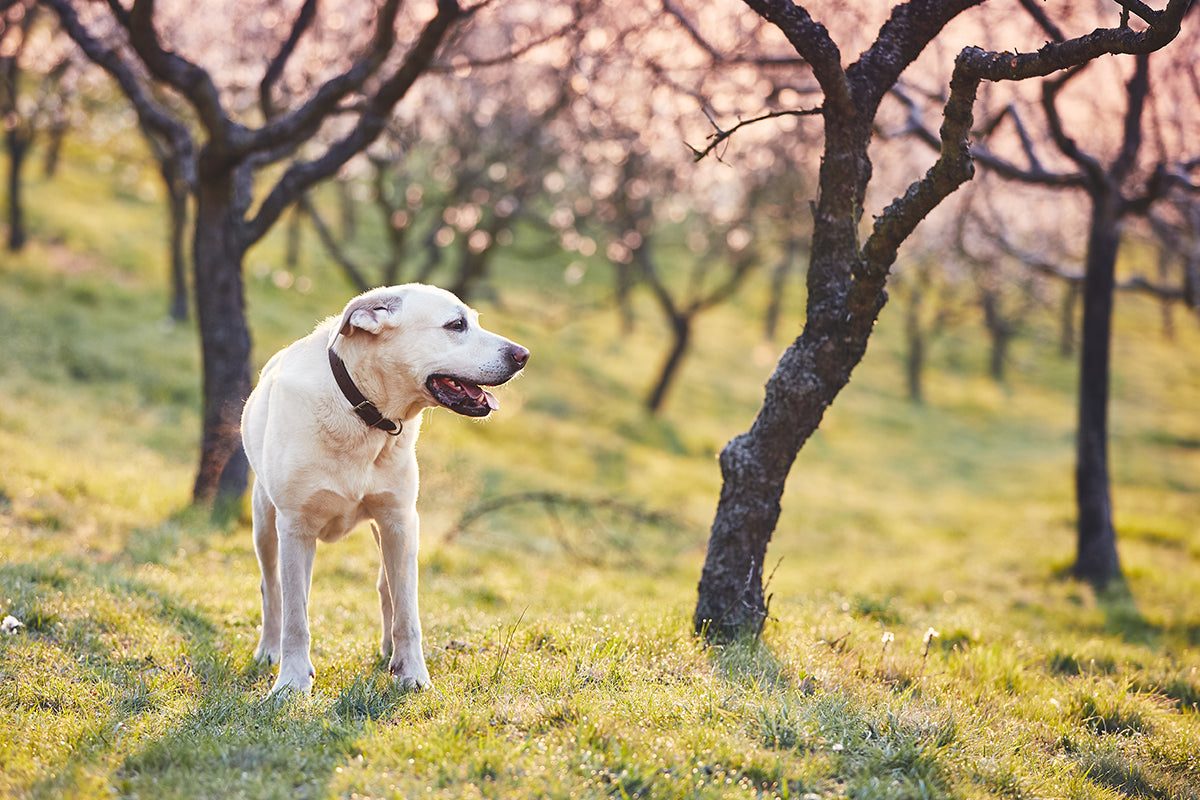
[2,136,1200,799]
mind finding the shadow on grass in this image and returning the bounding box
[0,557,416,799]
[705,634,959,799]
[1094,578,1158,645]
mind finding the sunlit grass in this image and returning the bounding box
[2,134,1200,798]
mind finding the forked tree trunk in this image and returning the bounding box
[1073,189,1122,586]
[646,315,691,414]
[191,172,252,503]
[695,98,882,638]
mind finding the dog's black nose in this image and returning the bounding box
[508,345,530,369]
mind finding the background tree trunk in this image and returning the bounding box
[1073,188,1122,586]
[646,315,691,414]
[905,283,926,404]
[191,173,252,503]
[164,162,190,321]
[5,127,27,251]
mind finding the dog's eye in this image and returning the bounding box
[444,318,467,333]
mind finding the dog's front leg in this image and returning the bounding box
[370,522,393,659]
[373,507,430,690]
[272,525,318,694]
[252,482,282,665]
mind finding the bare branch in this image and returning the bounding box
[1112,53,1151,182]
[124,0,239,149]
[741,0,853,114]
[849,0,985,115]
[1015,0,1066,42]
[259,0,318,120]
[862,0,1190,292]
[40,0,197,188]
[246,0,462,246]
[888,84,1083,186]
[1113,0,1164,27]
[432,2,590,70]
[661,0,807,67]
[298,195,370,292]
[244,0,403,160]
[688,107,821,162]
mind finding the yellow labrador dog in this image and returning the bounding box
[241,284,529,694]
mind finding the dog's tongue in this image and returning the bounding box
[461,381,500,410]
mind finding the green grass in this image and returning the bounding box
[2,134,1200,799]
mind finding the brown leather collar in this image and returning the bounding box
[327,347,402,435]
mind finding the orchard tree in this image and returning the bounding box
[896,3,1200,587]
[42,0,464,502]
[2,0,75,251]
[692,0,1193,641]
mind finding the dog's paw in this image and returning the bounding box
[254,642,281,665]
[270,662,316,695]
[388,655,430,691]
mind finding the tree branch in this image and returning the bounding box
[688,107,821,162]
[246,0,462,246]
[661,0,807,67]
[259,0,318,121]
[1015,0,1066,42]
[123,0,239,151]
[862,0,1190,295]
[740,0,852,114]
[888,84,1084,187]
[243,0,402,160]
[1112,53,1150,183]
[849,0,985,115]
[40,0,197,188]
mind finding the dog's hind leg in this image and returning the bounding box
[252,480,283,666]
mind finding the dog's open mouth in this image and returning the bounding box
[426,375,500,417]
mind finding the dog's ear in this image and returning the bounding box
[329,292,403,346]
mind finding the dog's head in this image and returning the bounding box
[329,284,529,418]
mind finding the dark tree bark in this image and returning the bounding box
[646,313,691,415]
[1074,187,1122,584]
[980,289,1014,383]
[165,166,189,321]
[694,0,1191,641]
[45,0,464,503]
[191,169,252,500]
[905,283,927,403]
[1060,280,1080,358]
[4,127,27,252]
[1,2,33,253]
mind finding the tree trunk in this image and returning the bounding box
[191,172,252,504]
[981,291,1011,383]
[42,118,67,179]
[6,128,28,252]
[165,163,190,321]
[285,205,303,271]
[1059,279,1080,358]
[905,283,925,404]
[694,313,874,639]
[615,259,637,336]
[763,237,799,342]
[646,314,691,414]
[694,90,880,640]
[1073,188,1122,587]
